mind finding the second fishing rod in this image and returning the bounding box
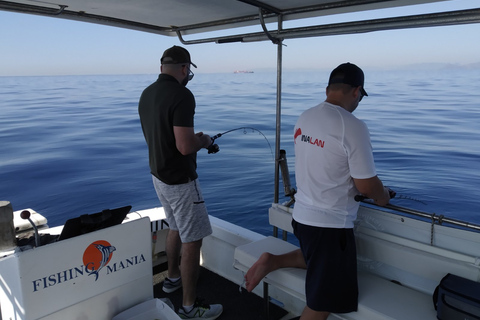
[205,127,273,157]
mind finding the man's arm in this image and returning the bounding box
[174,126,211,155]
[353,176,391,206]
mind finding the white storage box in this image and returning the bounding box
[113,299,180,320]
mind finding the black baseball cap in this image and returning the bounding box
[328,62,367,96]
[161,45,197,68]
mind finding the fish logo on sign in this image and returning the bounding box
[83,240,116,281]
[32,239,148,293]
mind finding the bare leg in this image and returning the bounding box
[166,229,182,279]
[244,252,276,292]
[180,239,203,306]
[245,248,305,292]
[300,306,330,320]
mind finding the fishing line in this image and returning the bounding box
[395,195,427,205]
[211,127,274,158]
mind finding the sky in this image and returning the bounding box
[1,0,479,76]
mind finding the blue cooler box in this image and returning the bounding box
[436,273,480,320]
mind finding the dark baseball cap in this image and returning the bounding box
[328,62,367,96]
[161,45,197,68]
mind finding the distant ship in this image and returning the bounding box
[234,70,254,73]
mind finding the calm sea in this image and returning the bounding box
[1,69,479,236]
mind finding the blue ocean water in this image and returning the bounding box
[0,69,479,236]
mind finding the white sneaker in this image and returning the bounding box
[162,277,182,293]
[178,299,223,320]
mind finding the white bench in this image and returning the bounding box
[232,203,480,319]
[234,235,438,319]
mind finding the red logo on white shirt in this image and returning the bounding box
[294,128,302,144]
[295,127,324,148]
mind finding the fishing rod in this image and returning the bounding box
[207,127,274,158]
[354,188,427,205]
[354,187,396,202]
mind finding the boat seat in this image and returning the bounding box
[233,203,447,319]
[233,236,437,319]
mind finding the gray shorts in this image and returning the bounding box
[152,175,212,243]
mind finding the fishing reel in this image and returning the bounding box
[207,138,220,154]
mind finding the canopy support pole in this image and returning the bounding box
[273,15,283,238]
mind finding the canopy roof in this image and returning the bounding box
[1,0,480,43]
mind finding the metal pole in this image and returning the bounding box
[360,201,480,232]
[274,16,283,205]
[273,15,283,238]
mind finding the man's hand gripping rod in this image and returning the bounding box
[354,188,396,202]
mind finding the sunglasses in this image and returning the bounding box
[359,91,365,102]
[183,65,194,81]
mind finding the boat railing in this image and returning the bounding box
[359,200,480,232]
[271,200,480,246]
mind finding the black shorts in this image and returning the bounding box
[292,219,358,313]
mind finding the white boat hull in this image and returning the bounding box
[2,204,480,319]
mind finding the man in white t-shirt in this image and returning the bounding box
[245,63,393,320]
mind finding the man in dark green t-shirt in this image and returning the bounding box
[138,46,223,320]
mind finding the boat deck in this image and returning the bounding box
[153,264,292,320]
